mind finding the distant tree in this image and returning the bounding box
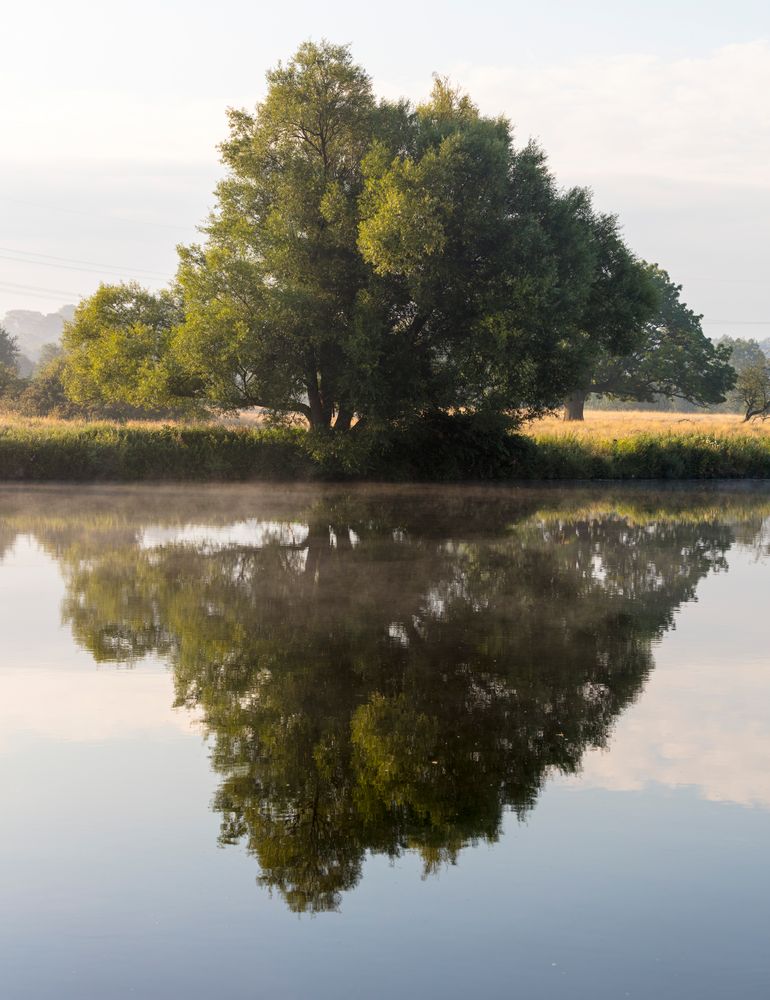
[0,324,23,399]
[717,335,767,372]
[563,265,734,420]
[16,354,35,379]
[0,325,20,369]
[561,230,658,420]
[16,355,85,418]
[712,337,769,415]
[735,358,770,421]
[37,342,63,368]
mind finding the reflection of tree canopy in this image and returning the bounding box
[2,485,768,912]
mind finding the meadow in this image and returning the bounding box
[0,410,768,482]
[524,410,770,438]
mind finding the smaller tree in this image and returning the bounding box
[17,355,85,418]
[61,283,200,414]
[37,342,63,368]
[0,325,24,400]
[0,325,20,369]
[563,264,734,420]
[735,358,770,421]
[715,337,769,414]
[718,336,767,373]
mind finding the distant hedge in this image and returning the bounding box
[1,418,770,482]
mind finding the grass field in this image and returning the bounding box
[524,409,769,439]
[1,410,769,481]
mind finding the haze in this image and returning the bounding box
[2,0,769,342]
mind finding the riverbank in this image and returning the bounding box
[1,414,769,482]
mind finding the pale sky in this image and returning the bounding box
[2,0,770,340]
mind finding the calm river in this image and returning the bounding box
[1,483,769,999]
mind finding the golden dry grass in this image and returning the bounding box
[524,409,770,439]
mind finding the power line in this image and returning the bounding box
[0,280,82,298]
[0,254,166,282]
[702,321,770,325]
[0,246,170,280]
[0,195,194,233]
[0,289,78,305]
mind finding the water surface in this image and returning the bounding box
[1,484,769,999]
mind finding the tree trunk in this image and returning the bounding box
[334,406,353,432]
[563,389,587,422]
[306,373,327,429]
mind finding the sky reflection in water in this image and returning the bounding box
[1,484,769,1000]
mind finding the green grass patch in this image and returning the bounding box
[1,418,769,482]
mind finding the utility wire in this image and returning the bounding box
[0,280,82,297]
[0,256,161,281]
[0,246,170,280]
[0,289,79,304]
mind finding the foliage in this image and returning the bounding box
[734,358,770,421]
[0,325,20,369]
[718,335,767,373]
[60,283,198,414]
[567,264,734,419]
[16,355,89,418]
[0,325,23,402]
[0,422,312,480]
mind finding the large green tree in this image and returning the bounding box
[58,43,656,430]
[563,264,734,420]
[176,50,611,428]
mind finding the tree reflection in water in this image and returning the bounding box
[3,486,766,912]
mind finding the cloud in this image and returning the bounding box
[0,667,201,749]
[557,653,770,810]
[450,41,770,190]
[4,40,769,187]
